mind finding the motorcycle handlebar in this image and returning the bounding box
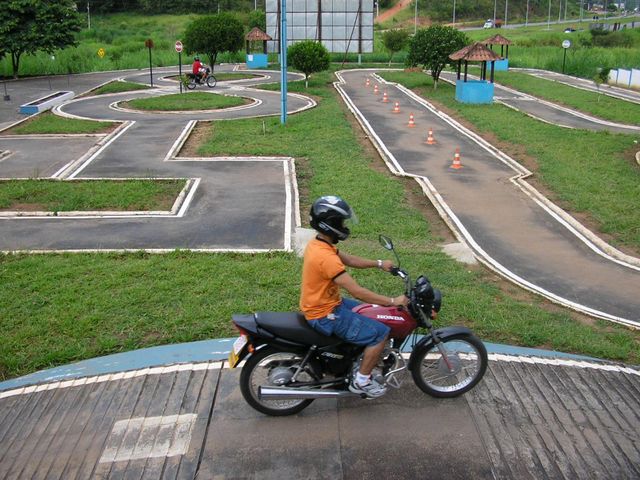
[390,267,408,279]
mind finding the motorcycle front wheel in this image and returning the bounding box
[205,75,217,88]
[239,346,314,416]
[411,333,487,398]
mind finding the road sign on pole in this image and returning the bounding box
[175,41,183,53]
[561,40,571,74]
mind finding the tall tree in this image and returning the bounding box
[382,29,409,67]
[184,13,244,71]
[0,0,82,78]
[287,41,330,88]
[406,25,468,89]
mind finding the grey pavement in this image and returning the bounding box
[0,66,310,252]
[336,69,640,327]
[0,351,638,479]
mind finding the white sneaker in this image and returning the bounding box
[349,378,387,398]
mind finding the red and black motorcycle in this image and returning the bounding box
[229,235,488,416]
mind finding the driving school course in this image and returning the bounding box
[0,66,639,479]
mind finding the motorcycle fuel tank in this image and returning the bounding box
[353,304,416,338]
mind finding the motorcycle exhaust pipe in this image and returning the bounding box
[259,386,359,400]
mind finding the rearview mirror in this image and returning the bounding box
[379,235,394,251]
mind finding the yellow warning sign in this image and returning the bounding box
[97,48,105,58]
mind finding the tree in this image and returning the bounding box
[184,13,244,71]
[287,41,330,88]
[0,0,82,78]
[248,10,266,31]
[406,25,469,89]
[593,67,611,102]
[382,29,409,67]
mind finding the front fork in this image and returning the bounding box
[419,309,455,372]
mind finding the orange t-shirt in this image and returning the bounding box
[300,238,346,320]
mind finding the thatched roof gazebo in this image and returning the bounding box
[449,42,502,103]
[450,41,502,83]
[245,27,272,68]
[245,27,272,55]
[482,34,512,59]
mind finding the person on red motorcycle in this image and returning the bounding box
[301,196,409,398]
[192,56,206,83]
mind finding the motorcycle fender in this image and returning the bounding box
[407,326,473,371]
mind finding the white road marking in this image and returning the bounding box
[99,413,197,463]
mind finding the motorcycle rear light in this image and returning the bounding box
[248,344,255,353]
[234,325,250,337]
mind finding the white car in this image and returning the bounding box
[483,19,493,28]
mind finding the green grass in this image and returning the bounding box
[7,112,114,135]
[471,68,640,126]
[124,91,247,111]
[379,70,640,251]
[0,179,186,212]
[91,80,151,95]
[1,69,638,381]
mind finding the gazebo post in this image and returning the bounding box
[505,44,509,59]
[464,61,468,82]
[457,60,461,80]
[501,44,504,57]
[490,60,495,83]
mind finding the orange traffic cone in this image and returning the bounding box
[374,84,379,94]
[382,91,389,103]
[392,101,400,113]
[450,148,463,169]
[408,113,416,128]
[365,78,371,87]
[425,128,436,145]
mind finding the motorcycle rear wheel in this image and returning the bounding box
[186,77,197,90]
[411,333,487,398]
[239,346,314,416]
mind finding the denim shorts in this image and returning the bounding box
[308,298,390,347]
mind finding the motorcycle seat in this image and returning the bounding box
[254,312,342,347]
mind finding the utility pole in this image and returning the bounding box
[526,0,530,26]
[453,0,456,26]
[87,1,91,30]
[547,0,552,29]
[505,0,508,27]
[493,0,497,27]
[280,0,288,124]
[414,0,418,34]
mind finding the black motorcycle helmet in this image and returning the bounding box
[309,195,357,243]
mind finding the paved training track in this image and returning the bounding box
[0,66,312,252]
[335,69,640,328]
[439,70,640,133]
[514,68,640,105]
[0,351,638,479]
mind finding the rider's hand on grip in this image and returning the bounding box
[390,267,400,276]
[393,295,410,307]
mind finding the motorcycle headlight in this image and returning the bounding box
[415,275,435,308]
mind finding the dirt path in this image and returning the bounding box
[375,0,413,24]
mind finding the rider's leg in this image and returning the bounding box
[359,336,388,375]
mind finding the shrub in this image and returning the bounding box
[287,41,330,88]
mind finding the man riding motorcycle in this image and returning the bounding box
[301,196,409,398]
[192,56,206,83]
